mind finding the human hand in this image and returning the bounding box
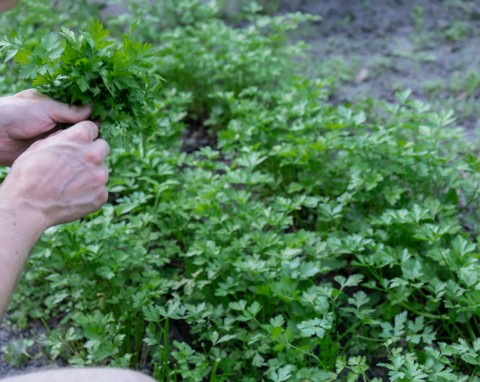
[0,121,109,233]
[0,0,18,13]
[0,89,92,166]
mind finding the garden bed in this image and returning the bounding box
[1,0,480,380]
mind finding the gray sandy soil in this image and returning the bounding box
[280,0,480,130]
[0,320,64,379]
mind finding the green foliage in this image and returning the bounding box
[0,0,98,95]
[156,13,314,126]
[444,20,472,42]
[2,0,480,381]
[1,338,35,367]
[0,19,161,146]
[111,0,315,127]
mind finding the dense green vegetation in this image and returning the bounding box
[1,1,480,381]
[1,20,160,147]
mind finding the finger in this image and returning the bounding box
[93,165,109,185]
[15,88,43,99]
[100,165,110,183]
[97,189,109,207]
[16,89,92,124]
[84,139,110,165]
[14,125,62,152]
[19,128,62,151]
[48,101,92,124]
[94,139,110,160]
[34,126,62,140]
[47,130,63,138]
[61,121,99,142]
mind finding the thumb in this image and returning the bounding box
[48,100,93,124]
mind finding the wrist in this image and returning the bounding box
[0,184,48,239]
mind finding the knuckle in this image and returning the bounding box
[73,121,97,141]
[103,166,110,182]
[92,168,108,185]
[82,120,97,130]
[16,89,37,98]
[97,190,109,205]
[28,140,43,150]
[84,149,103,164]
[100,139,110,155]
[72,128,91,142]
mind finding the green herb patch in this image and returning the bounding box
[1,1,480,381]
[0,19,161,147]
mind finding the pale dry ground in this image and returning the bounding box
[282,0,480,130]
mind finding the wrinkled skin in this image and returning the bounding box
[0,120,110,229]
[0,89,92,166]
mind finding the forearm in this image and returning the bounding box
[0,206,44,316]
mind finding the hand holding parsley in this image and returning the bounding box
[0,89,92,166]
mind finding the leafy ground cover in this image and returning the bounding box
[1,0,480,381]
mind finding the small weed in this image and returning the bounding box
[2,339,35,367]
[412,5,425,33]
[444,20,472,42]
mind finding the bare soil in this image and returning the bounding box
[279,0,480,130]
[0,319,64,379]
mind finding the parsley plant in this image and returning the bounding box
[1,20,161,147]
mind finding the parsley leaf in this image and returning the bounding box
[1,19,162,148]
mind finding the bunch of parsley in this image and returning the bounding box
[0,20,162,147]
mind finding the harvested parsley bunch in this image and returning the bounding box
[1,20,162,147]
